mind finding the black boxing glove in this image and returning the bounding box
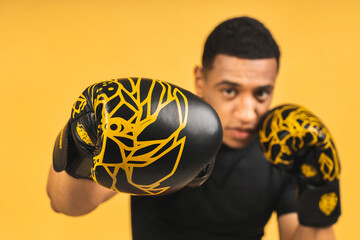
[258,104,340,227]
[53,77,222,196]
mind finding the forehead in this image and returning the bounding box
[205,54,278,86]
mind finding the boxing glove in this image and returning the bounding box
[53,77,222,196]
[258,104,340,227]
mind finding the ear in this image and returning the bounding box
[194,66,205,98]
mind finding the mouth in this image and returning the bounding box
[227,127,256,140]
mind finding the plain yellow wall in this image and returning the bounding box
[1,0,359,239]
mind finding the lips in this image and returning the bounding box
[227,127,255,140]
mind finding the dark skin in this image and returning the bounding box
[194,54,335,240]
[195,54,277,149]
[46,53,335,240]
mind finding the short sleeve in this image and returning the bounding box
[275,173,297,216]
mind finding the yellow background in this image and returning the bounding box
[1,0,359,239]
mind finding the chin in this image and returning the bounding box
[224,138,253,149]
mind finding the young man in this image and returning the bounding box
[130,17,337,240]
[194,17,337,239]
[47,17,337,239]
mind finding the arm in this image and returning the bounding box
[47,78,222,213]
[47,165,117,216]
[278,212,335,240]
[258,105,341,239]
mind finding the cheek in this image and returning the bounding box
[256,102,272,119]
[208,101,234,128]
[203,96,227,123]
[203,90,222,110]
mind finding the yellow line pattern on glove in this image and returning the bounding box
[258,105,340,182]
[90,78,188,195]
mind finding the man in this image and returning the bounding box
[130,17,338,240]
[47,17,338,239]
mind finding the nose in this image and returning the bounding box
[234,95,257,125]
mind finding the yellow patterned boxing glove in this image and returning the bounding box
[53,77,222,196]
[258,104,340,226]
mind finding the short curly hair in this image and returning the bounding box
[202,16,280,71]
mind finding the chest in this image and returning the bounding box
[171,149,283,225]
[131,144,292,237]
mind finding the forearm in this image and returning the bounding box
[278,213,336,240]
[291,225,335,240]
[46,166,117,216]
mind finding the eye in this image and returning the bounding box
[255,89,270,102]
[221,88,237,98]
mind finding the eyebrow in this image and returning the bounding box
[215,80,240,87]
[256,85,274,91]
[215,80,274,90]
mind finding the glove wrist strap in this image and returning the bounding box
[297,180,340,227]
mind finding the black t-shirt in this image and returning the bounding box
[131,137,297,240]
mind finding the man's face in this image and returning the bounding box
[195,54,278,149]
